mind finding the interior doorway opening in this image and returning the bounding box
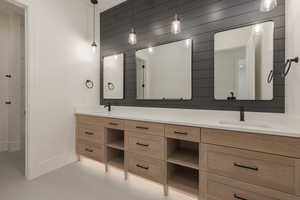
[0,0,26,175]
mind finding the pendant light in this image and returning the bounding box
[128,0,137,45]
[260,0,277,12]
[91,0,98,53]
[171,1,181,35]
[128,28,137,45]
[171,14,181,34]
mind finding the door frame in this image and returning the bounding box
[5,0,31,179]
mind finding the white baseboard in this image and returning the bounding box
[0,143,8,152]
[8,141,21,152]
[27,153,77,180]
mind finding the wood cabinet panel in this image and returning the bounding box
[126,131,165,160]
[199,172,300,200]
[127,152,165,184]
[77,139,104,162]
[124,120,165,136]
[202,128,300,158]
[200,144,300,196]
[165,125,201,142]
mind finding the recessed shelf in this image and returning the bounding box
[168,149,198,169]
[167,138,199,170]
[106,128,124,151]
[107,147,124,170]
[168,163,199,196]
[107,140,124,150]
[108,156,124,169]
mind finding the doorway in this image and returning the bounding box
[0,0,25,175]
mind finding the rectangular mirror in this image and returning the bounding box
[136,39,192,100]
[103,53,124,99]
[214,21,274,100]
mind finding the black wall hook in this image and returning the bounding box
[282,57,299,77]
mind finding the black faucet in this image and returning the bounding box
[104,103,111,112]
[240,106,245,122]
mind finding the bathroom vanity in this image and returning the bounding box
[75,113,300,200]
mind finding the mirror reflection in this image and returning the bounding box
[136,39,192,100]
[214,21,274,100]
[103,54,124,99]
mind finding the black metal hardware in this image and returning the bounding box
[142,84,145,88]
[5,101,12,105]
[136,164,149,170]
[282,57,299,77]
[5,74,12,78]
[267,70,274,84]
[85,80,94,89]
[174,131,188,135]
[227,92,236,100]
[85,148,94,153]
[136,142,149,147]
[104,103,111,112]
[85,132,94,136]
[233,162,258,171]
[136,126,149,130]
[91,0,98,4]
[107,82,115,90]
[240,106,245,122]
[109,122,118,126]
[234,194,248,200]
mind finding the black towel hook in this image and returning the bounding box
[282,57,299,78]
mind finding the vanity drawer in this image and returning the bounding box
[103,118,124,130]
[200,173,299,200]
[202,128,300,158]
[77,139,104,162]
[200,144,300,196]
[165,125,201,142]
[77,124,104,144]
[124,120,164,136]
[76,115,104,126]
[126,132,165,160]
[127,152,165,184]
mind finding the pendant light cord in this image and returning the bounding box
[93,3,96,42]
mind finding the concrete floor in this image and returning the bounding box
[0,154,195,200]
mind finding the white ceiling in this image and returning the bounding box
[0,0,24,15]
[97,0,126,12]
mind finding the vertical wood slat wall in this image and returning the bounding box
[100,0,285,113]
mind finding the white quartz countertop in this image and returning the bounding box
[75,106,300,138]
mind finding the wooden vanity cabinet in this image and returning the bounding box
[76,115,300,200]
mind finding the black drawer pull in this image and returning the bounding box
[5,101,12,105]
[109,122,118,126]
[234,194,248,200]
[136,164,149,170]
[174,131,188,135]
[136,142,149,147]
[5,74,12,78]
[85,148,94,153]
[85,131,94,136]
[233,162,258,171]
[136,126,149,130]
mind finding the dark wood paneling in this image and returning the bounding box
[100,0,285,113]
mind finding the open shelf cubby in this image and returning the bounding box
[166,138,199,169]
[106,128,124,150]
[107,147,124,170]
[168,163,199,196]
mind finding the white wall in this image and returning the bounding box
[286,0,300,117]
[0,9,25,153]
[0,12,9,152]
[4,0,299,180]
[8,0,101,179]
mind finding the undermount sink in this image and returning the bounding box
[219,120,271,129]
